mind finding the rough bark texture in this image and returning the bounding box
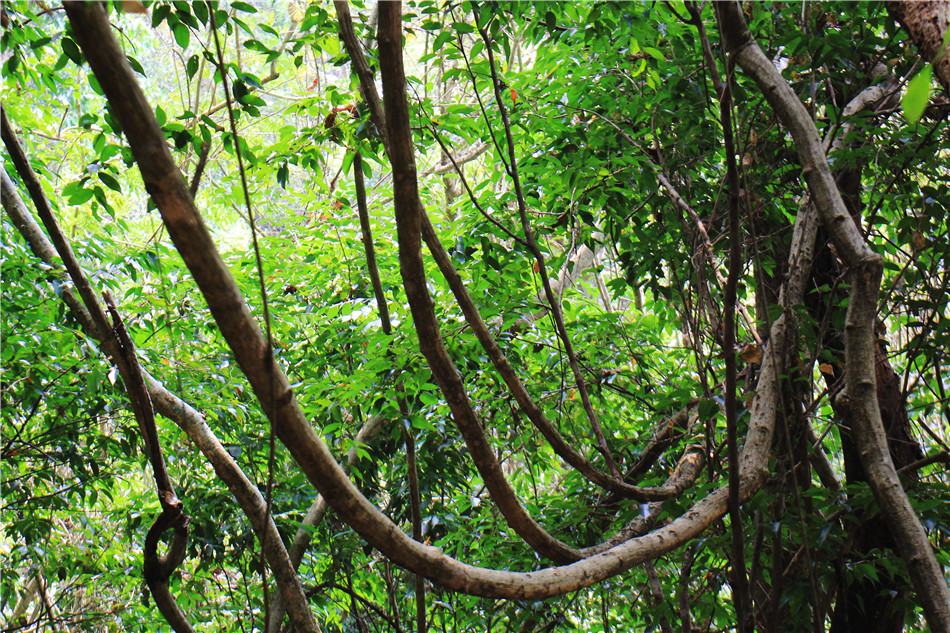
[886,1,950,93]
[804,82,922,633]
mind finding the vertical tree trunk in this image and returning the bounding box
[806,164,924,633]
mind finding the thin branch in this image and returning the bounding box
[2,98,320,633]
[454,28,509,174]
[714,47,751,633]
[475,18,620,478]
[104,291,193,633]
[419,117,526,247]
[897,450,950,475]
[307,581,404,633]
[677,543,698,633]
[421,141,490,176]
[354,149,426,633]
[192,21,299,121]
[207,8,280,625]
[654,168,763,347]
[188,140,211,197]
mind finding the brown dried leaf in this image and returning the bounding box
[739,343,762,364]
[120,1,148,14]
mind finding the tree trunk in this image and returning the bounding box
[806,165,924,633]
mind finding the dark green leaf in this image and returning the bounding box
[173,23,190,49]
[97,172,121,193]
[186,55,199,79]
[61,37,83,65]
[192,1,208,25]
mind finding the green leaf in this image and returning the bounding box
[452,21,475,34]
[173,23,190,50]
[192,1,208,25]
[433,31,453,51]
[126,55,145,76]
[243,39,269,54]
[231,1,257,13]
[903,65,932,124]
[151,3,170,28]
[98,172,122,193]
[176,5,199,29]
[61,37,83,65]
[186,55,199,79]
[341,150,355,175]
[87,73,103,96]
[67,186,94,206]
[30,36,52,50]
[233,79,248,102]
[698,398,719,420]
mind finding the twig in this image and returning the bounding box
[476,17,621,478]
[713,41,751,633]
[207,8,280,626]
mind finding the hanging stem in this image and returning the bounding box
[476,18,620,478]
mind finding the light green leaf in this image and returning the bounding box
[903,65,932,123]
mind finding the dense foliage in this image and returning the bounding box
[2,1,948,631]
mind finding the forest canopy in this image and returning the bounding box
[2,1,949,632]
